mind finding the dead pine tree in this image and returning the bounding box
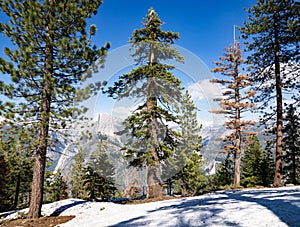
[210,41,256,187]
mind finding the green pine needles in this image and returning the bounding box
[106,8,187,199]
[0,0,108,218]
[241,135,272,188]
[240,0,299,187]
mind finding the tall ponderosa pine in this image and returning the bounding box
[0,0,108,218]
[241,135,272,187]
[210,41,256,187]
[283,104,300,184]
[107,8,183,198]
[240,0,299,186]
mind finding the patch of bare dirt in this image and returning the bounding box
[125,195,180,204]
[0,215,75,227]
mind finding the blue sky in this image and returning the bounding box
[91,0,256,69]
[87,0,257,123]
[0,0,257,70]
[0,0,258,125]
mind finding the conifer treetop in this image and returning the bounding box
[0,0,109,122]
[106,8,186,192]
[130,8,184,64]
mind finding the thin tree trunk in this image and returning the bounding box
[292,149,296,184]
[234,148,241,187]
[233,42,241,187]
[273,12,283,187]
[13,172,21,209]
[233,119,242,187]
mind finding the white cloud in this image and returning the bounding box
[112,106,133,119]
[112,100,145,119]
[188,79,222,101]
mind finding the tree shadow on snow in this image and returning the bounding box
[110,196,241,227]
[49,199,88,216]
[110,188,300,227]
[227,188,300,226]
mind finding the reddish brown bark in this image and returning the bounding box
[233,42,242,187]
[147,164,163,199]
[28,8,52,217]
[145,41,163,199]
[146,95,163,199]
[273,12,283,187]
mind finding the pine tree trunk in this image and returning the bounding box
[28,144,47,218]
[28,12,52,217]
[28,85,50,219]
[233,44,241,188]
[234,149,241,187]
[147,164,163,199]
[145,42,163,199]
[233,118,241,187]
[146,96,163,199]
[273,13,283,187]
[13,172,21,209]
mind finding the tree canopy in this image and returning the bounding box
[240,0,299,186]
[106,8,185,198]
[0,0,108,218]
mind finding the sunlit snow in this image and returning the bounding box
[2,186,300,227]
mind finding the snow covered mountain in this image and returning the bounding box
[51,113,226,188]
[95,113,124,141]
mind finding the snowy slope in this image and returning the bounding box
[2,186,300,227]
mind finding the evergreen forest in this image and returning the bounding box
[0,0,298,221]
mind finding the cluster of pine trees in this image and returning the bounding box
[212,0,299,189]
[69,139,116,201]
[0,131,117,212]
[0,0,298,219]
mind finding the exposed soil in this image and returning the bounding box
[0,197,178,226]
[125,195,180,204]
[0,215,75,227]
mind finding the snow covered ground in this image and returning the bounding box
[2,186,300,227]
